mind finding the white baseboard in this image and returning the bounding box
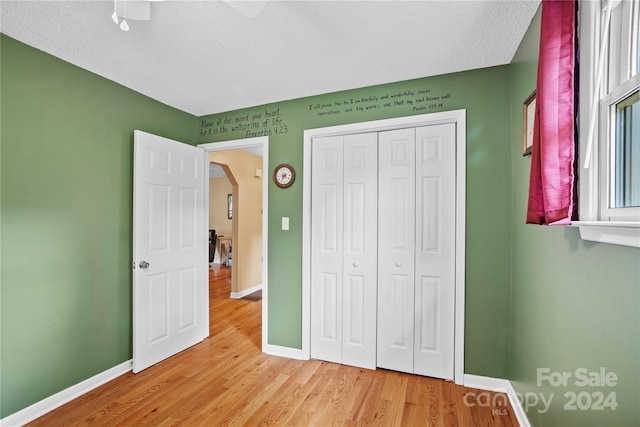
[463,374,531,427]
[264,344,306,360]
[464,373,512,391]
[0,360,133,427]
[230,284,262,299]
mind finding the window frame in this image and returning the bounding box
[600,76,640,221]
[575,0,640,248]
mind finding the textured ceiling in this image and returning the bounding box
[0,0,540,117]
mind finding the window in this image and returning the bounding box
[613,90,639,209]
[577,0,640,247]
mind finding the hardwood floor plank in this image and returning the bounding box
[26,265,518,426]
[377,370,409,424]
[344,367,376,423]
[241,358,322,425]
[401,375,425,426]
[350,367,385,425]
[283,362,339,426]
[313,365,363,426]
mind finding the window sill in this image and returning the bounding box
[571,221,640,248]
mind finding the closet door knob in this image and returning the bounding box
[395,261,402,267]
[353,262,360,268]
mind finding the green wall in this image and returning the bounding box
[198,67,514,377]
[0,35,198,417]
[509,9,640,427]
[7,8,636,425]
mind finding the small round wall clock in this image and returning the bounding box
[273,164,295,188]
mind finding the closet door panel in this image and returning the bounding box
[342,133,378,369]
[416,276,439,352]
[377,128,415,373]
[414,124,456,380]
[311,136,344,365]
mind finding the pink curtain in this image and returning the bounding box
[526,0,578,225]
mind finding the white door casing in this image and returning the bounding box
[133,130,208,373]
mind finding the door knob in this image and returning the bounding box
[139,260,150,269]
[353,262,360,268]
[395,261,402,267]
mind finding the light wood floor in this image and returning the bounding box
[27,265,519,426]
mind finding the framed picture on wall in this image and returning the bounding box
[227,194,232,219]
[523,90,536,156]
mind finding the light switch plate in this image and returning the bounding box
[282,217,289,231]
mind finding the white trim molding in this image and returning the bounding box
[463,374,531,427]
[572,221,640,248]
[0,360,132,427]
[264,344,305,360]
[230,284,262,299]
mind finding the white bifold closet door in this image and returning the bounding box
[377,124,456,380]
[310,132,378,370]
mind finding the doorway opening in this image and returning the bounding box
[199,136,269,353]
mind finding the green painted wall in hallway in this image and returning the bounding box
[198,66,514,378]
[509,9,640,426]
[0,35,197,417]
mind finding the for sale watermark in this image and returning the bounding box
[464,367,619,414]
[537,367,618,412]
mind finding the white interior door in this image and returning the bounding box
[413,124,456,380]
[377,128,416,373]
[310,133,378,369]
[341,133,378,369]
[133,130,208,373]
[377,124,456,380]
[310,135,344,365]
